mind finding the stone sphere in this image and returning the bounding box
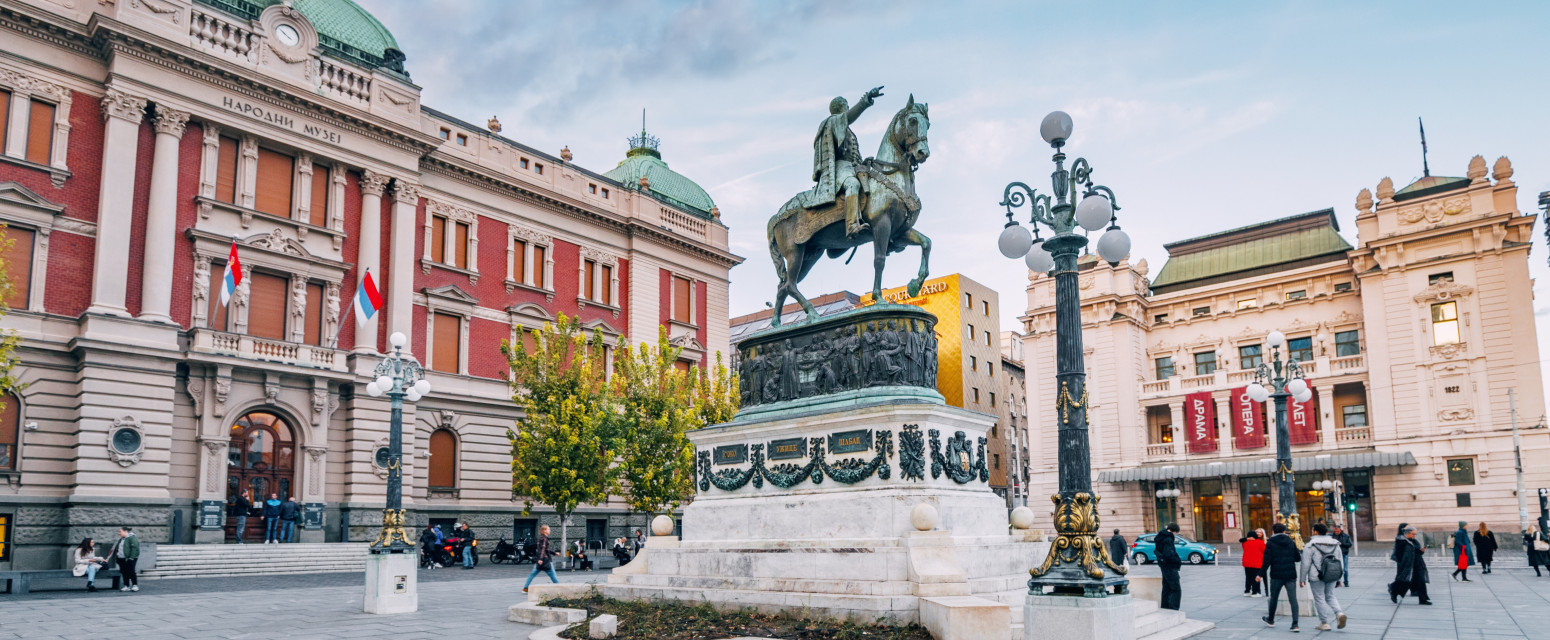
[1010,507,1035,530]
[910,503,939,531]
[651,515,675,536]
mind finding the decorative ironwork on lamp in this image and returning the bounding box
[364,331,432,553]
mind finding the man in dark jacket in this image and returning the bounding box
[1155,523,1183,610]
[1391,526,1431,604]
[458,523,477,569]
[278,496,301,543]
[1260,522,1301,632]
[1331,524,1353,587]
[1108,529,1128,568]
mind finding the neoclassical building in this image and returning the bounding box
[1018,155,1545,544]
[0,0,739,569]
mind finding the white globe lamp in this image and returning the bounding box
[1075,194,1113,231]
[1024,242,1054,273]
[998,223,1034,259]
[375,375,394,392]
[1040,110,1074,146]
[1267,331,1286,350]
[1095,228,1131,264]
[414,379,432,396]
[1287,378,1308,396]
[389,332,407,349]
[365,381,383,397]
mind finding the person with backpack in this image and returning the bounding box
[1260,522,1301,632]
[1301,523,1348,631]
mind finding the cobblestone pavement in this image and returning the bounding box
[4,558,1549,638]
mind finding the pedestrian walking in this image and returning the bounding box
[1331,524,1353,587]
[1240,530,1265,597]
[1155,522,1183,611]
[459,523,477,569]
[279,495,301,543]
[108,526,140,592]
[233,490,252,544]
[1389,525,1431,605]
[72,537,107,592]
[1525,525,1548,577]
[1472,523,1497,575]
[262,493,281,543]
[1107,529,1128,569]
[1261,522,1301,632]
[522,525,558,593]
[1451,521,1474,582]
[1301,523,1347,631]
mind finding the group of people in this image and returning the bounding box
[232,490,302,544]
[70,527,142,593]
[418,522,478,569]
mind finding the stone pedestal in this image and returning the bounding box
[363,551,417,614]
[1024,593,1135,640]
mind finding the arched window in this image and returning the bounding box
[0,392,19,471]
[428,429,457,489]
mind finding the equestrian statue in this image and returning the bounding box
[768,86,932,326]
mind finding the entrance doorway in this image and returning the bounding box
[225,411,297,542]
[1192,479,1224,542]
[1240,476,1275,535]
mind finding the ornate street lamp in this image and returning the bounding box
[364,331,433,553]
[1246,331,1313,548]
[998,111,1131,597]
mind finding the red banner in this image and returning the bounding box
[1185,391,1218,453]
[1231,386,1267,450]
[1288,381,1319,444]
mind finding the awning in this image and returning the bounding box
[1096,450,1417,483]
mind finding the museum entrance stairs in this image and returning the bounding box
[139,543,368,579]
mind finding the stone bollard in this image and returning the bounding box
[589,613,618,639]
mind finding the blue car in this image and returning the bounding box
[1129,533,1217,565]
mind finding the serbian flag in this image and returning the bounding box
[219,239,242,306]
[354,268,383,326]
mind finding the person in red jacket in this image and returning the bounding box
[1241,530,1267,597]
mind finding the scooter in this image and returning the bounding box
[441,535,479,567]
[488,536,520,564]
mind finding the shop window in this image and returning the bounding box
[432,312,461,374]
[308,164,329,227]
[1429,272,1454,286]
[1341,404,1367,428]
[1335,330,1360,356]
[1288,337,1313,362]
[1194,351,1216,375]
[427,429,457,489]
[1239,344,1262,370]
[304,282,324,346]
[1431,301,1460,345]
[0,225,34,308]
[1192,306,1210,317]
[672,275,693,323]
[1446,458,1474,486]
[215,136,240,204]
[25,99,55,165]
[0,392,17,471]
[247,272,288,340]
[254,147,295,217]
[1155,356,1175,380]
[1285,289,1307,301]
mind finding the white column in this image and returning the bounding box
[1217,395,1234,454]
[139,106,189,324]
[387,180,419,350]
[1168,402,1184,455]
[88,89,147,317]
[355,171,388,353]
[3,91,28,158]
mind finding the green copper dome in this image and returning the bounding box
[602,130,716,219]
[198,0,404,73]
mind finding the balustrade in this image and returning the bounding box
[318,58,372,106]
[190,9,259,65]
[192,329,348,372]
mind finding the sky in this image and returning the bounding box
[363,0,1550,414]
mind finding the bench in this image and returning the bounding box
[0,568,123,595]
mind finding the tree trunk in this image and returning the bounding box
[559,513,570,569]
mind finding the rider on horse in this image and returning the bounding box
[808,86,884,237]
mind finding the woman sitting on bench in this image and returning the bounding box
[72,538,107,592]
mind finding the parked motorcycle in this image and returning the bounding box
[441,535,478,567]
[488,536,520,564]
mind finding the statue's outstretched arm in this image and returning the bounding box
[847,86,884,123]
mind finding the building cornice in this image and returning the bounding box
[0,3,103,61]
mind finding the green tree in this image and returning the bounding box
[611,328,697,519]
[692,351,739,427]
[502,313,614,557]
[0,228,24,404]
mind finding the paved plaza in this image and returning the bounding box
[2,555,1548,639]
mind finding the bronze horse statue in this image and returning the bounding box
[767,96,932,326]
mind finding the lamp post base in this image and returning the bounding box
[1024,592,1135,640]
[364,550,417,614]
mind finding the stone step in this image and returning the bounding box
[1135,609,1185,638]
[141,543,374,579]
[1138,618,1214,640]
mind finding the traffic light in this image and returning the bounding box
[1344,494,1358,512]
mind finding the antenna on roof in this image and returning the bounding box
[1418,117,1430,178]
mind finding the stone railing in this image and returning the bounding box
[1181,374,1214,389]
[1226,370,1257,384]
[1331,354,1365,372]
[190,329,348,372]
[190,8,259,65]
[1334,426,1372,444]
[1145,442,1176,458]
[660,207,709,241]
[317,58,372,107]
[1141,379,1171,394]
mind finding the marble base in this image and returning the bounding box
[363,551,417,614]
[1023,593,1135,640]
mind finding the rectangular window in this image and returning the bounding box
[304,282,324,346]
[982,300,989,315]
[1155,356,1175,379]
[973,387,980,403]
[1334,282,1352,293]
[533,245,547,288]
[1194,351,1216,375]
[1147,406,1173,444]
[534,163,544,175]
[432,312,460,374]
[1154,313,1169,324]
[1238,344,1262,370]
[967,323,975,339]
[1335,330,1360,356]
[512,239,526,283]
[601,188,609,199]
[985,331,992,347]
[589,184,597,194]
[970,355,977,372]
[989,392,996,407]
[965,292,972,308]
[1446,458,1474,486]
[584,260,596,300]
[0,90,9,149]
[1193,306,1210,317]
[308,164,329,227]
[519,158,529,169]
[672,275,692,323]
[0,226,34,308]
[1429,272,1454,286]
[431,216,446,264]
[215,136,239,204]
[208,261,228,330]
[994,454,1000,470]
[1431,301,1460,345]
[1237,298,1257,310]
[0,387,16,471]
[438,128,450,140]
[247,272,288,340]
[987,362,993,377]
[1341,404,1367,428]
[1288,337,1313,362]
[25,99,55,165]
[453,221,469,269]
[254,147,295,217]
[600,265,612,305]
[455,133,467,146]
[1285,290,1307,301]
